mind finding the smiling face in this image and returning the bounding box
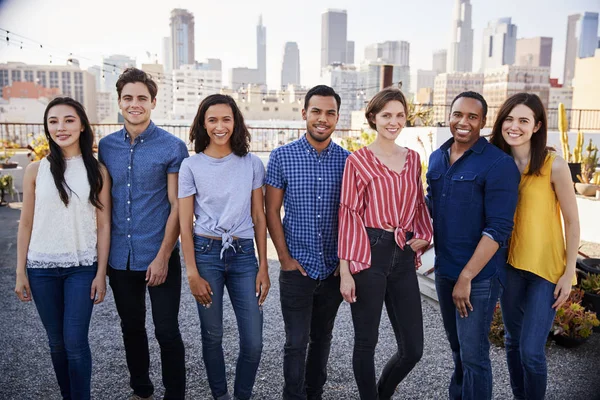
[46,104,83,153]
[449,97,486,148]
[118,82,156,128]
[371,100,406,141]
[204,103,235,149]
[302,95,339,144]
[501,104,541,148]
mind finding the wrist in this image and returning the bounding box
[458,271,474,282]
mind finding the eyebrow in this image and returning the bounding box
[48,114,77,119]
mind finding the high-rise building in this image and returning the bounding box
[141,63,173,120]
[563,12,599,86]
[433,49,447,74]
[230,67,261,91]
[572,49,600,113]
[447,0,474,72]
[416,70,437,94]
[363,62,411,99]
[170,9,195,70]
[321,64,366,128]
[321,9,348,69]
[162,37,172,73]
[281,42,300,88]
[548,79,573,110]
[515,37,553,68]
[433,72,483,124]
[364,41,410,66]
[346,41,355,64]
[102,54,136,93]
[257,15,267,85]
[481,18,517,71]
[173,60,222,120]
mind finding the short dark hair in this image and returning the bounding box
[116,67,158,101]
[189,94,250,156]
[490,93,549,176]
[450,91,488,119]
[365,87,408,130]
[304,85,341,112]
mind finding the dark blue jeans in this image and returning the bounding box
[28,264,97,400]
[279,266,342,400]
[500,265,557,400]
[435,274,501,400]
[194,235,263,400]
[351,229,423,400]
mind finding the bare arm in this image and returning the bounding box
[251,187,270,305]
[265,185,305,275]
[91,165,111,304]
[15,162,40,302]
[551,155,580,308]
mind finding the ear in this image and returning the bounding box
[533,120,542,133]
[480,117,487,129]
[151,97,156,110]
[301,109,307,121]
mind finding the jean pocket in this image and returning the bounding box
[236,239,255,255]
[366,229,383,247]
[450,172,477,203]
[194,236,212,255]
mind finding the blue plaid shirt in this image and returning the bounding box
[266,134,350,280]
[98,121,189,271]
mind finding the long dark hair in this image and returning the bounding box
[490,93,549,176]
[189,94,250,156]
[43,97,104,208]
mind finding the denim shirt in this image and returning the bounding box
[98,121,189,271]
[426,137,520,282]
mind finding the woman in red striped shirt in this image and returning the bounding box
[338,87,433,400]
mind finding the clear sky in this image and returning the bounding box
[0,0,599,89]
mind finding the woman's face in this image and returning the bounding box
[46,104,83,151]
[372,100,406,141]
[204,103,235,147]
[501,104,541,148]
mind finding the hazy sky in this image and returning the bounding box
[0,0,599,89]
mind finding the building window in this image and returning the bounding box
[292,108,299,112]
[49,71,59,88]
[36,71,47,87]
[61,71,72,96]
[24,70,34,82]
[263,107,270,111]
[11,70,21,82]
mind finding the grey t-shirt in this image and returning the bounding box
[178,152,265,253]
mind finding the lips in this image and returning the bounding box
[314,125,329,133]
[55,134,71,141]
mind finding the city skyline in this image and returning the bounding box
[0,0,599,90]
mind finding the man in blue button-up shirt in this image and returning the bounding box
[98,68,189,400]
[426,92,519,400]
[265,85,350,400]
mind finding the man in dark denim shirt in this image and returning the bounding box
[426,92,520,400]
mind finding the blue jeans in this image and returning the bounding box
[435,274,501,400]
[28,264,97,400]
[194,235,263,400]
[500,265,556,400]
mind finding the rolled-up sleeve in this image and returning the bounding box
[482,156,520,247]
[412,157,434,266]
[265,150,285,189]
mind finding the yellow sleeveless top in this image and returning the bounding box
[508,152,575,285]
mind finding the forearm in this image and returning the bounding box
[96,223,110,276]
[564,220,580,277]
[253,216,268,270]
[180,228,199,277]
[339,259,351,276]
[266,209,292,261]
[16,222,33,275]
[459,235,500,281]
[158,205,180,259]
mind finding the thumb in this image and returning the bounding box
[406,238,415,245]
[255,279,260,297]
[298,265,307,277]
[145,267,151,282]
[90,283,96,300]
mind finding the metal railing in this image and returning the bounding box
[0,123,362,152]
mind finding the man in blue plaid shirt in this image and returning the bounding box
[265,85,350,400]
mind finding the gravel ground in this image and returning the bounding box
[1,204,599,400]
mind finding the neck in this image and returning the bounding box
[62,144,82,159]
[370,136,398,155]
[306,133,330,154]
[204,142,233,158]
[125,120,151,143]
[510,142,532,167]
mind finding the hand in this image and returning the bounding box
[552,273,573,309]
[340,273,357,303]
[146,254,169,287]
[452,275,473,318]
[15,272,32,302]
[90,274,107,304]
[255,267,271,306]
[406,238,429,253]
[333,264,340,277]
[188,272,213,307]
[280,257,307,276]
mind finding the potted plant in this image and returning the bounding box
[27,133,50,161]
[0,174,15,206]
[551,288,600,348]
[0,140,19,169]
[580,274,600,331]
[575,139,599,196]
[558,103,582,183]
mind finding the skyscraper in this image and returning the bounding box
[433,49,447,74]
[364,41,410,66]
[162,37,172,72]
[257,15,267,85]
[515,37,553,68]
[321,9,348,69]
[102,54,136,92]
[564,12,599,86]
[481,18,517,71]
[447,0,474,72]
[281,42,300,88]
[170,9,195,70]
[346,41,355,64]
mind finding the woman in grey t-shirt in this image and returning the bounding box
[179,94,269,400]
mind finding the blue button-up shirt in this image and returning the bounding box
[265,134,350,280]
[426,137,520,282]
[98,121,189,271]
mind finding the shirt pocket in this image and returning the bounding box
[426,171,442,195]
[450,172,477,203]
[137,161,166,193]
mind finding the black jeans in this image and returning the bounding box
[109,248,186,400]
[279,268,343,400]
[351,228,424,400]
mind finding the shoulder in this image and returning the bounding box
[273,139,300,155]
[550,153,569,175]
[180,153,202,168]
[156,127,186,146]
[23,160,42,182]
[332,141,351,156]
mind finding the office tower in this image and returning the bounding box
[170,9,195,70]
[321,9,348,69]
[515,37,553,68]
[447,0,474,72]
[481,18,517,71]
[281,42,300,88]
[257,15,267,85]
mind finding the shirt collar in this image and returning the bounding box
[440,136,487,154]
[300,133,333,155]
[122,121,157,142]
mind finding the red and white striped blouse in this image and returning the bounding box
[338,146,434,274]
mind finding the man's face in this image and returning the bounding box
[118,82,156,127]
[448,97,486,147]
[302,95,339,143]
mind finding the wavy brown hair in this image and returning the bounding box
[365,87,408,130]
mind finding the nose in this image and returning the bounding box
[317,112,326,122]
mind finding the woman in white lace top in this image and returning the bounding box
[14,97,111,400]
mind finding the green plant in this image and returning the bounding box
[489,302,505,348]
[577,139,599,184]
[0,174,15,205]
[27,133,50,161]
[552,288,600,339]
[580,274,600,295]
[340,130,376,152]
[0,140,18,163]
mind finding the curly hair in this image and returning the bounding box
[189,94,250,156]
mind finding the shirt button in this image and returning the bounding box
[318,177,321,181]
[130,149,133,152]
[318,233,321,236]
[127,234,131,238]
[128,166,131,169]
[127,200,131,204]
[442,194,446,197]
[141,139,144,143]
[317,215,321,218]
[461,176,464,179]
[127,183,131,187]
[127,218,130,221]
[317,196,321,200]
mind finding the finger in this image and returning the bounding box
[23,286,32,301]
[341,291,353,303]
[466,299,473,312]
[259,284,270,305]
[256,280,261,298]
[145,267,151,282]
[90,285,97,300]
[98,290,106,304]
[553,286,560,299]
[297,265,307,277]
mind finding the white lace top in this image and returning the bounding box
[27,156,98,268]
